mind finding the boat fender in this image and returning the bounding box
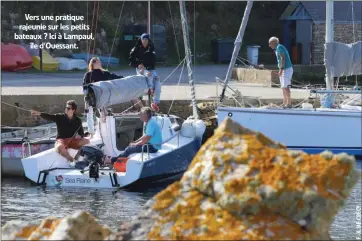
[180,117,206,139]
[193,119,206,139]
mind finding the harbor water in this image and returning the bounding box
[1,162,361,240]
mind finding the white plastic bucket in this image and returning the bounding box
[247,45,260,65]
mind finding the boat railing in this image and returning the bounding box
[141,144,151,162]
[140,131,181,162]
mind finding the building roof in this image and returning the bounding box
[280,1,362,23]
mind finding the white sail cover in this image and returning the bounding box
[88,75,149,109]
[325,41,362,77]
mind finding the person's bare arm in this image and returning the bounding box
[279,53,285,69]
[279,52,285,76]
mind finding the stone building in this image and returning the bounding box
[279,1,362,65]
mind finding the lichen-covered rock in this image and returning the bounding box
[1,211,112,240]
[120,117,360,240]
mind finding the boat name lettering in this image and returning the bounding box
[145,161,156,168]
[65,178,92,184]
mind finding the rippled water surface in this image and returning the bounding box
[1,162,361,240]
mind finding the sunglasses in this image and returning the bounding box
[65,107,73,110]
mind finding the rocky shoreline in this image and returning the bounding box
[2,118,361,240]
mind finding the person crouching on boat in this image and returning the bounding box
[129,33,161,112]
[104,107,162,164]
[31,100,90,163]
[269,36,294,109]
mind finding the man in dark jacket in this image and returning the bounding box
[129,33,161,112]
[31,100,90,162]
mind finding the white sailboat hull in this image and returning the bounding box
[217,107,362,156]
[21,114,206,189]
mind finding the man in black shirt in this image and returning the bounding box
[31,100,90,162]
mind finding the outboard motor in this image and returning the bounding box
[75,146,104,179]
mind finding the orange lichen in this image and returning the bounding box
[148,189,310,240]
[13,218,61,240]
[145,118,360,240]
[15,226,38,238]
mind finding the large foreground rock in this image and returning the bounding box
[2,118,360,240]
[115,117,360,240]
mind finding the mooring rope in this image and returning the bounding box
[1,101,32,112]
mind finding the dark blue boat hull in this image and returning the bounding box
[123,139,201,190]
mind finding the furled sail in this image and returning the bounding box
[324,41,362,77]
[85,75,149,109]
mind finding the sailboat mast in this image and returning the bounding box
[325,0,334,90]
[147,1,151,35]
[219,1,253,103]
[179,0,199,119]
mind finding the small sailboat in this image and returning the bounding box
[20,0,206,189]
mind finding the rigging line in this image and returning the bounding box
[160,56,187,84]
[168,58,186,115]
[1,101,32,112]
[92,1,101,55]
[107,1,125,69]
[351,1,356,43]
[193,1,196,71]
[86,1,89,62]
[88,1,97,60]
[168,1,181,62]
[119,100,142,115]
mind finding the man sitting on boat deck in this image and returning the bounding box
[104,107,162,164]
[129,33,161,112]
[269,36,294,108]
[31,100,90,162]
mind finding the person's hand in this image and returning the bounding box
[278,69,283,77]
[74,135,81,140]
[31,110,41,116]
[138,64,144,74]
[129,142,137,147]
[146,71,152,77]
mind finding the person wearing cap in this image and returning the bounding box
[129,33,161,112]
[269,36,293,108]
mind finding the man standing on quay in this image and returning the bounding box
[269,36,294,108]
